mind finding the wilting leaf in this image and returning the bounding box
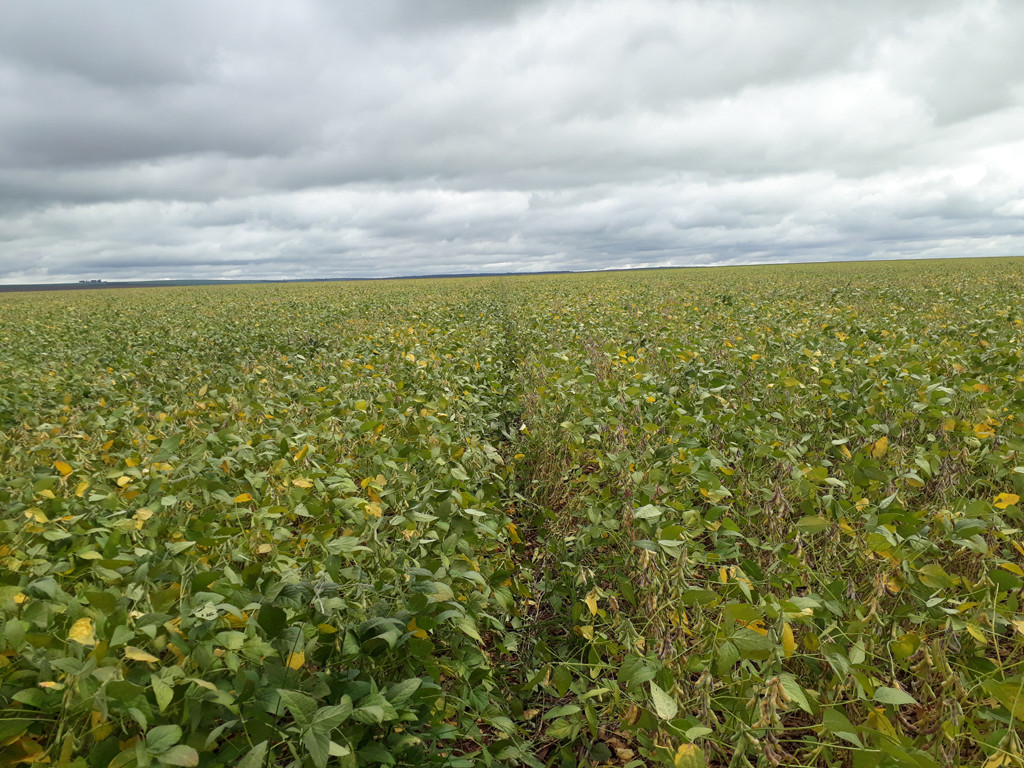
[781,623,796,659]
[673,744,705,768]
[994,493,1020,509]
[67,618,96,646]
[650,681,678,720]
[870,436,889,458]
[125,646,160,663]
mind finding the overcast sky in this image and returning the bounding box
[2,0,1023,283]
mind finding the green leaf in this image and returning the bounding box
[982,679,1024,721]
[151,675,173,713]
[157,745,199,767]
[822,708,862,747]
[633,504,663,520]
[351,692,398,724]
[649,681,678,720]
[917,563,954,589]
[145,725,183,754]
[153,433,183,462]
[311,698,353,731]
[258,605,287,638]
[717,640,740,675]
[795,515,828,534]
[455,614,481,642]
[0,719,32,742]
[386,677,422,705]
[303,728,331,768]
[778,674,814,714]
[277,689,317,728]
[236,742,269,768]
[618,655,657,689]
[873,686,918,706]
[732,628,774,658]
[543,704,581,719]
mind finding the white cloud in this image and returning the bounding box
[1,0,1023,283]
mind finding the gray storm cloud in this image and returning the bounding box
[1,0,1023,283]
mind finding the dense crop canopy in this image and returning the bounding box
[1,257,1023,767]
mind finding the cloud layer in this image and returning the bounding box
[2,0,1023,283]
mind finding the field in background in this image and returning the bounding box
[1,257,1023,768]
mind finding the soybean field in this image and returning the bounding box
[2,257,1024,768]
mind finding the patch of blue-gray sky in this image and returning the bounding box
[1,0,1023,283]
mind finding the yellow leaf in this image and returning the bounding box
[219,459,231,473]
[673,743,706,768]
[584,590,599,616]
[68,618,96,646]
[116,476,132,487]
[24,508,48,523]
[125,457,139,467]
[124,646,160,663]
[407,618,428,639]
[256,543,272,554]
[984,752,1010,768]
[151,462,173,472]
[133,508,153,531]
[782,623,796,659]
[13,592,28,605]
[994,493,1020,509]
[364,502,382,518]
[745,619,768,636]
[286,651,305,670]
[941,417,956,431]
[579,624,594,640]
[294,444,309,462]
[965,622,988,645]
[234,493,253,503]
[870,436,889,459]
[883,575,903,594]
[1012,619,1024,637]
[719,567,729,584]
[198,383,208,397]
[38,681,64,690]
[91,710,113,741]
[506,522,522,544]
[292,479,313,488]
[54,461,72,477]
[974,423,995,439]
[37,489,56,499]
[74,480,90,498]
